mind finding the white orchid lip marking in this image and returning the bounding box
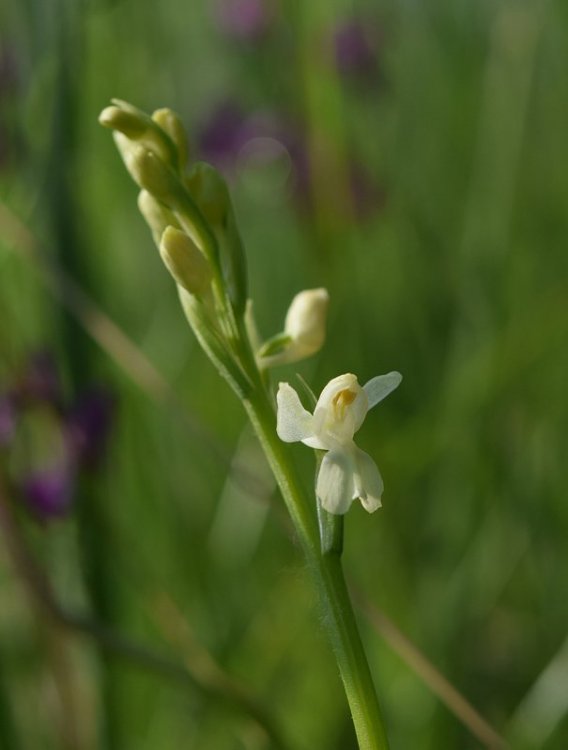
[276,371,402,515]
[332,387,356,418]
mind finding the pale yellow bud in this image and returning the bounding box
[283,288,329,360]
[100,100,176,166]
[113,132,143,182]
[258,288,330,367]
[99,105,148,138]
[159,226,212,296]
[116,136,180,202]
[152,108,188,169]
[137,190,179,246]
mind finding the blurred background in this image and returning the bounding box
[0,0,567,748]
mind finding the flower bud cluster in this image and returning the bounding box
[99,99,245,313]
[100,99,258,395]
[100,100,330,394]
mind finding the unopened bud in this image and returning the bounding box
[137,190,179,246]
[186,161,247,314]
[152,108,188,169]
[285,288,329,354]
[117,137,181,202]
[259,288,329,366]
[113,132,143,182]
[100,100,177,166]
[186,162,230,227]
[99,105,147,138]
[159,226,212,296]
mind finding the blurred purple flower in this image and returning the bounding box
[214,0,274,42]
[197,101,247,169]
[21,464,75,520]
[197,100,306,186]
[197,100,385,219]
[15,351,62,407]
[333,20,381,81]
[67,387,115,471]
[1,350,116,522]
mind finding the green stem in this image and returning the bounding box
[317,466,344,556]
[244,391,390,750]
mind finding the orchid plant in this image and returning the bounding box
[100,99,401,750]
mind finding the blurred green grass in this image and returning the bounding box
[1,0,567,748]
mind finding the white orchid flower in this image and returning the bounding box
[276,372,402,514]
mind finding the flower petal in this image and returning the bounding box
[316,450,356,514]
[353,447,383,512]
[363,371,402,410]
[276,383,315,443]
[301,434,328,450]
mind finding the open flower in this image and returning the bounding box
[276,371,402,514]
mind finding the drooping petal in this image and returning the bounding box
[316,450,356,514]
[276,383,315,443]
[301,434,329,450]
[363,371,402,410]
[353,447,384,512]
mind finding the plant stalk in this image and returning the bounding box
[244,391,390,750]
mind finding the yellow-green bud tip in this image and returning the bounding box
[152,108,188,168]
[159,226,212,296]
[120,143,180,202]
[99,105,147,138]
[138,190,179,246]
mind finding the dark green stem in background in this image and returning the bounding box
[0,470,293,750]
[46,5,119,747]
[0,655,18,750]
